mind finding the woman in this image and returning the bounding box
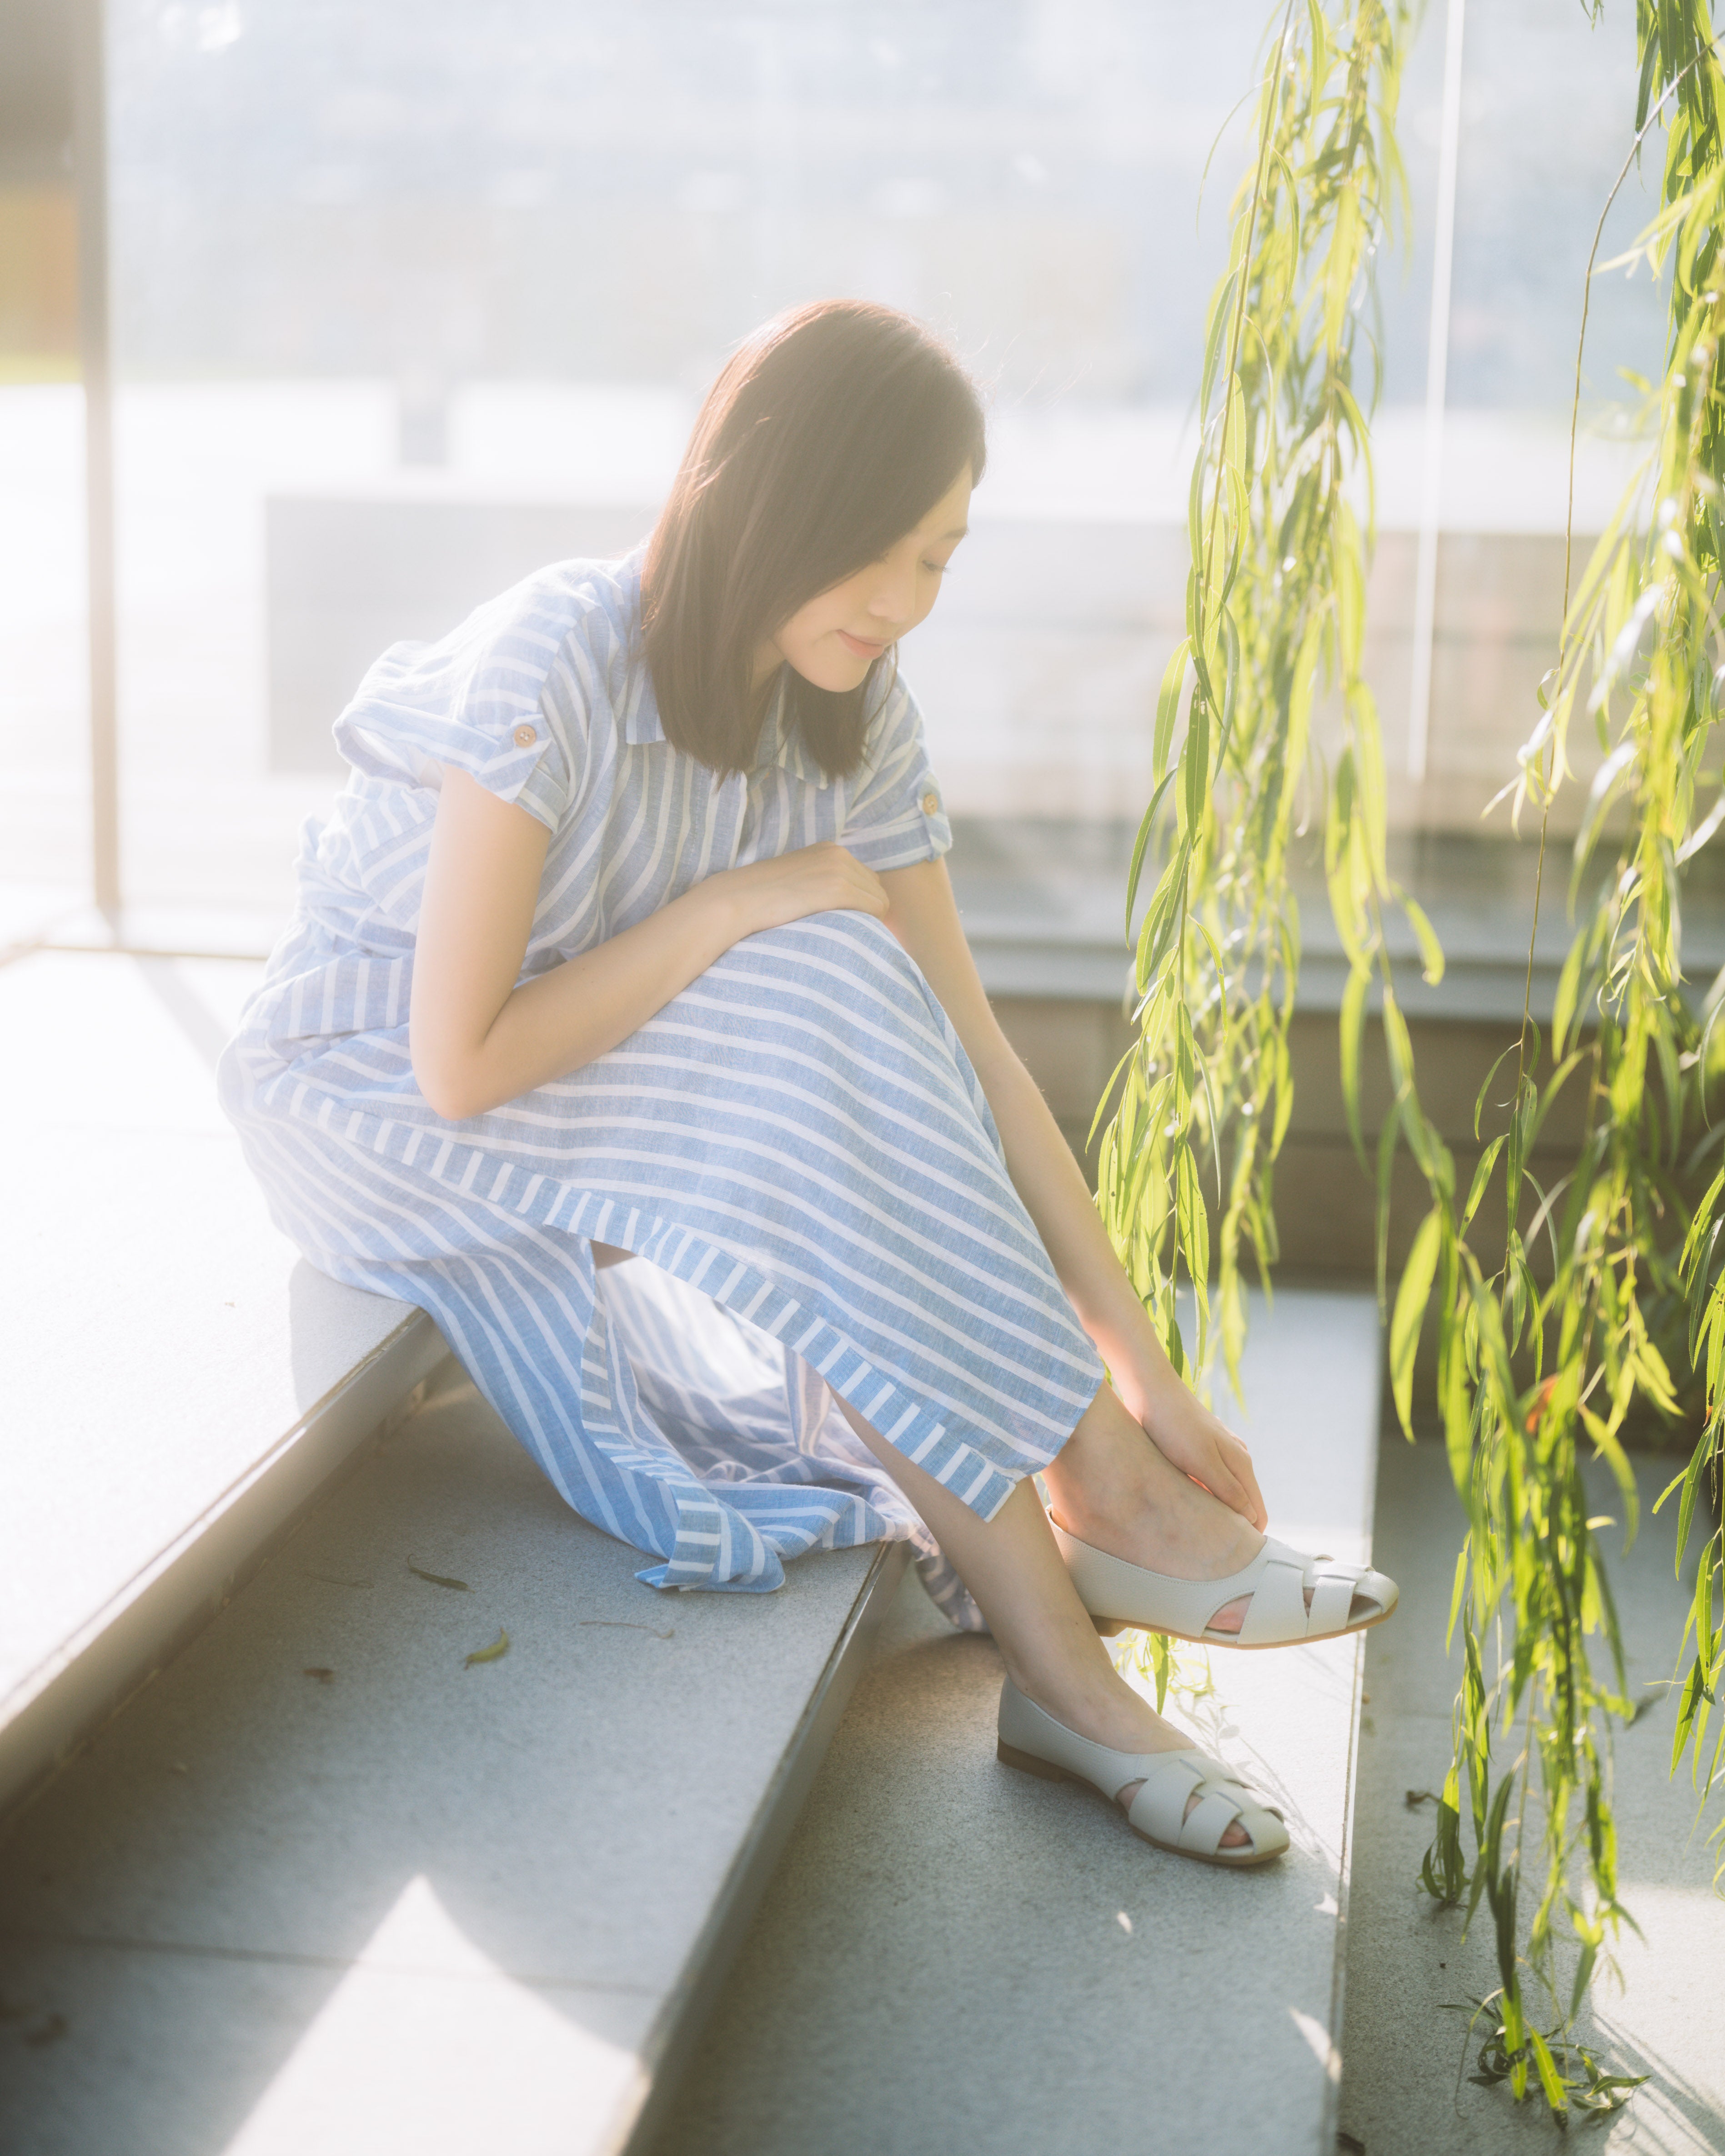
[220,299,1396,1870]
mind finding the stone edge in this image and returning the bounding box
[1319,1348,1385,2155]
[0,1307,449,1826]
[612,1538,914,2156]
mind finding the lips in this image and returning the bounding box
[837,630,889,659]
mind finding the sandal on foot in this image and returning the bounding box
[996,1676,1288,1867]
[1051,1519,1399,1648]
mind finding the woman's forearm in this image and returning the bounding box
[413,798,894,1122]
[873,858,1178,1413]
[421,882,745,1119]
[968,1040,1183,1419]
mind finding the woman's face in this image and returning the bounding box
[759,465,973,693]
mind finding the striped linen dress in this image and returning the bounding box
[217,550,1104,1626]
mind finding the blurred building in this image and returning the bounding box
[0,0,1674,911]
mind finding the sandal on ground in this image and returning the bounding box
[996,1676,1288,1867]
[1050,1518,1399,1649]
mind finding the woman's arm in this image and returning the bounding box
[879,855,1266,1528]
[409,768,890,1121]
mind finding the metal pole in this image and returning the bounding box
[72,0,119,918]
[1406,0,1466,786]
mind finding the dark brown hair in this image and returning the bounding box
[640,300,986,780]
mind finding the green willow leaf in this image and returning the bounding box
[1123,769,1177,941]
[1402,895,1447,986]
[1153,642,1191,786]
[1339,965,1371,1167]
[1390,1206,1442,1436]
[1462,1137,1506,1233]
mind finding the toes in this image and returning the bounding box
[1184,1787,1247,1848]
[1300,1583,1380,1625]
[1117,1778,1252,1852]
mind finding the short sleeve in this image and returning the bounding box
[839,671,952,871]
[332,571,585,835]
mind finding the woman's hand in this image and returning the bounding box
[708,843,889,940]
[1128,1370,1268,1531]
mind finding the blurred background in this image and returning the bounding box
[0,0,1668,942]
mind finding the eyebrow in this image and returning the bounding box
[934,526,969,541]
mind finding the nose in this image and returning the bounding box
[866,552,918,627]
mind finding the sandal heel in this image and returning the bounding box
[996,1739,1076,1783]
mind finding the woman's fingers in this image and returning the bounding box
[1212,1430,1267,1529]
[1144,1403,1269,1531]
[829,847,889,913]
[720,844,889,932]
[1191,1448,1257,1526]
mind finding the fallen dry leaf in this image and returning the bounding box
[408,1560,471,1593]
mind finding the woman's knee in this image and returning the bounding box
[746,906,911,974]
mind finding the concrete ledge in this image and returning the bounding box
[621,1536,908,2156]
[0,949,444,1822]
[0,1305,445,1823]
[951,820,1725,1021]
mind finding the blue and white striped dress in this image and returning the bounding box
[218,551,1103,1626]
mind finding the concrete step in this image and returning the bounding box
[1339,1438,1724,2154]
[0,1366,906,2156]
[650,1289,1384,2156]
[0,942,907,2154]
[0,948,445,1823]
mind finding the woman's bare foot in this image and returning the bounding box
[1043,1384,1371,1635]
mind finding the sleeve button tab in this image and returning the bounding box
[513,724,537,748]
[921,789,939,814]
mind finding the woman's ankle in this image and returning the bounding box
[1043,1403,1178,1539]
[999,1625,1138,1721]
[1043,1387,1263,1572]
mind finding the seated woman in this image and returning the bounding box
[219,299,1395,1871]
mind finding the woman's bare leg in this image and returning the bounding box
[835,1387,1250,1842]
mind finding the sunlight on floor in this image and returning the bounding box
[222,1876,645,2156]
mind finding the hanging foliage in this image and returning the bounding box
[1394,0,1725,2115]
[1094,0,1439,1397]
[1103,0,1725,2126]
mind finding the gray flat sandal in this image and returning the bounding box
[996,1676,1289,1868]
[1051,1519,1399,1649]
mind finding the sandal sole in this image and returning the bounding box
[996,1739,1284,1868]
[1089,1598,1400,1648]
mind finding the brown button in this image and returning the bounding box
[513,724,537,748]
[921,789,939,814]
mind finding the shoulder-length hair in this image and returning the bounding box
[640,300,986,781]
